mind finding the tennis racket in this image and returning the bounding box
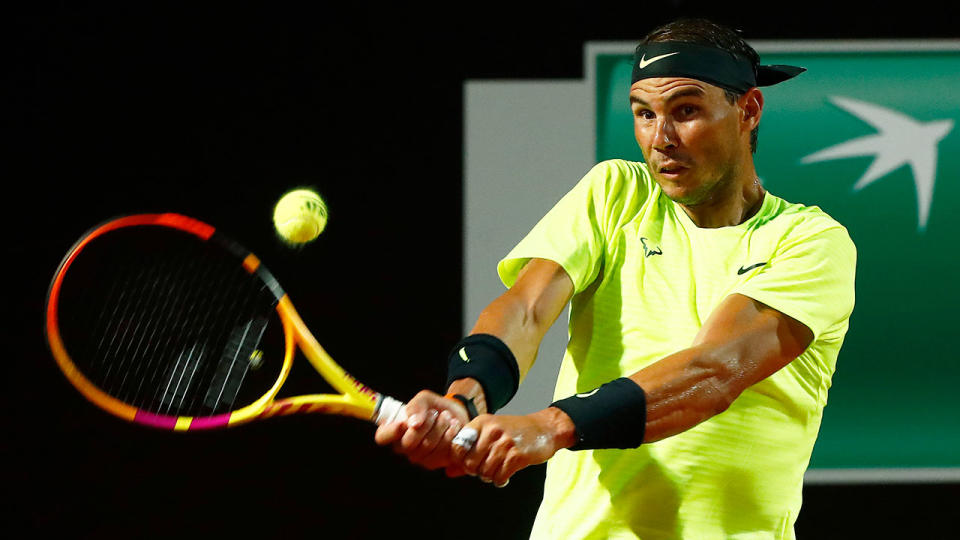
[44,213,406,431]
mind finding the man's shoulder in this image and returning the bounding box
[764,193,855,248]
[766,193,848,233]
[591,159,651,180]
[579,160,661,226]
[582,159,656,199]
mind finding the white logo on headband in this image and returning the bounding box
[638,51,680,69]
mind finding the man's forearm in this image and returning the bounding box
[540,344,738,450]
[549,294,812,446]
[628,344,738,443]
[449,259,575,411]
[467,289,544,381]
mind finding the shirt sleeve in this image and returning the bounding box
[733,224,857,340]
[497,160,651,293]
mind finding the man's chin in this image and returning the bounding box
[654,171,728,208]
[655,179,705,206]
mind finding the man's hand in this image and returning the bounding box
[374,390,471,470]
[449,407,576,487]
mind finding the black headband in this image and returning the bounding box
[631,41,805,93]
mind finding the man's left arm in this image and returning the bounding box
[630,292,812,442]
[451,293,813,486]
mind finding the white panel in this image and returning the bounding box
[463,80,592,414]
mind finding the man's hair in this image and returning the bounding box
[638,18,761,153]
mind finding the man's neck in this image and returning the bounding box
[678,174,766,229]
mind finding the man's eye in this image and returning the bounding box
[634,109,655,120]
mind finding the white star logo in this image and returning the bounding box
[801,96,953,231]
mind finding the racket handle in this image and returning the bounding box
[374,395,407,425]
[374,394,479,453]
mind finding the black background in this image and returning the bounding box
[10,2,959,538]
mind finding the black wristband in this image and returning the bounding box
[445,334,519,413]
[445,393,479,420]
[550,378,647,451]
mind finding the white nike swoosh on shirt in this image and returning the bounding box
[638,52,680,69]
[459,347,471,363]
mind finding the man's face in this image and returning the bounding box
[629,77,752,206]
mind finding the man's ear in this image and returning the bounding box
[740,87,764,132]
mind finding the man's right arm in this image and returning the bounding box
[373,258,574,469]
[468,257,574,384]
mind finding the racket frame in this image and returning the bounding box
[45,213,402,431]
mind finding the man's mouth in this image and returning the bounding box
[657,162,689,176]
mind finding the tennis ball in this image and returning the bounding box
[273,189,328,244]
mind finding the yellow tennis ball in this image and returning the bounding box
[273,189,327,244]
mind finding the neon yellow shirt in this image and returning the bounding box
[498,160,856,540]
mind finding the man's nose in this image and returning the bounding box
[652,118,678,152]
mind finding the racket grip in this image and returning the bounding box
[374,394,478,453]
[374,395,407,425]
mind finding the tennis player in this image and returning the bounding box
[377,18,856,539]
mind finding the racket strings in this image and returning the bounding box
[182,256,262,413]
[203,314,269,411]
[147,253,220,413]
[85,237,202,409]
[152,254,224,412]
[87,264,160,397]
[59,227,282,417]
[152,245,274,415]
[114,257,180,401]
[100,249,201,408]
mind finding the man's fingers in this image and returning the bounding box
[409,410,459,464]
[492,450,521,488]
[459,423,500,477]
[444,464,468,478]
[478,437,512,483]
[398,409,438,453]
[374,419,406,446]
[417,414,463,469]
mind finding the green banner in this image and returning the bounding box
[594,46,960,470]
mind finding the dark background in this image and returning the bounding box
[9,2,958,538]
